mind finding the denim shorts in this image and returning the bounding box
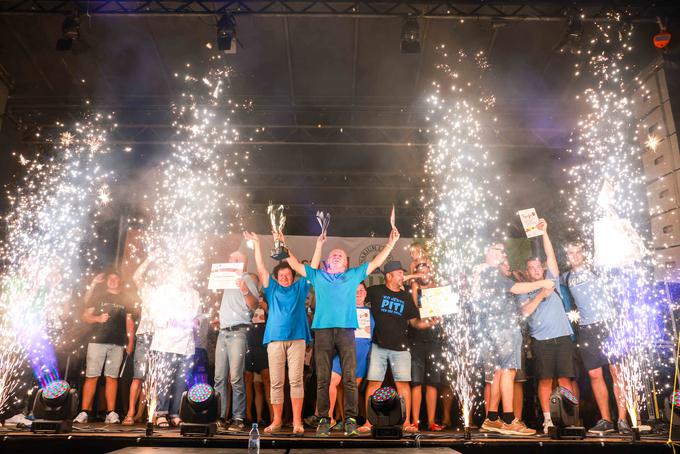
[366,342,411,382]
[133,334,152,379]
[86,343,124,378]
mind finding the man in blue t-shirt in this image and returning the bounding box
[285,227,400,437]
[563,241,630,435]
[518,219,576,434]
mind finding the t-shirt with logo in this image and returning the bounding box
[561,268,613,326]
[518,270,573,341]
[366,284,419,351]
[87,291,134,346]
[304,263,369,330]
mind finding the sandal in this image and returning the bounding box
[122,415,135,426]
[404,423,419,433]
[264,423,282,434]
[293,425,305,436]
[357,424,372,434]
[156,416,169,428]
[170,417,181,427]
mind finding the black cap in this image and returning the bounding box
[383,261,406,275]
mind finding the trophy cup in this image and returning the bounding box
[268,203,289,260]
[316,211,331,236]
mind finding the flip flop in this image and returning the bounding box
[122,415,135,426]
[156,416,169,428]
[357,424,372,434]
[264,424,283,434]
[404,423,419,433]
[293,425,305,436]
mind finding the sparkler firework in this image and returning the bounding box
[0,114,116,400]
[422,47,501,426]
[565,13,668,427]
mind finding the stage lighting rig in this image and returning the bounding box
[217,13,237,54]
[400,16,420,54]
[56,12,80,51]
[367,386,405,439]
[179,383,221,436]
[554,11,583,55]
[548,386,585,439]
[31,380,78,433]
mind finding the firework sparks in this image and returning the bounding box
[422,47,501,427]
[142,351,170,423]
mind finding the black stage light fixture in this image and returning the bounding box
[548,386,585,439]
[179,383,221,436]
[56,12,80,51]
[31,380,78,433]
[400,16,420,54]
[554,12,583,55]
[217,13,237,54]
[367,386,405,439]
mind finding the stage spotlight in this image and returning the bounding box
[366,386,405,439]
[216,13,237,54]
[179,383,221,436]
[31,380,78,433]
[400,16,420,54]
[548,386,585,439]
[56,13,80,51]
[554,13,582,55]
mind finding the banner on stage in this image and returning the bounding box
[518,208,543,238]
[355,307,371,339]
[207,262,244,290]
[420,285,458,318]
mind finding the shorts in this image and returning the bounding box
[86,343,125,378]
[410,341,442,385]
[366,343,411,382]
[132,334,152,379]
[332,341,371,378]
[577,322,613,371]
[246,344,269,373]
[532,336,577,380]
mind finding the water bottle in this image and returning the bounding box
[248,423,260,453]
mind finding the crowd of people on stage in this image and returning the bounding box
[4,218,634,437]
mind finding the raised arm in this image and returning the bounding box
[132,256,152,288]
[244,232,270,288]
[82,273,105,307]
[510,279,555,295]
[539,219,559,278]
[279,232,307,278]
[310,233,326,269]
[367,227,400,275]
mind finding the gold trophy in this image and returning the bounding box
[268,203,289,260]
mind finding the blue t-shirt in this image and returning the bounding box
[518,270,573,341]
[304,262,369,330]
[561,268,613,326]
[263,278,312,345]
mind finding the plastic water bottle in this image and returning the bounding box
[248,423,260,453]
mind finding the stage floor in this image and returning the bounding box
[0,423,674,453]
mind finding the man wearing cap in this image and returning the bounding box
[359,260,439,434]
[284,227,400,437]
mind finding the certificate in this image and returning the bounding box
[355,308,371,339]
[518,208,544,238]
[420,286,459,318]
[208,263,244,290]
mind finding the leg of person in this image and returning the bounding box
[154,352,177,428]
[254,376,264,423]
[314,329,335,436]
[411,384,422,427]
[336,328,359,435]
[410,342,425,428]
[441,385,453,427]
[169,354,192,423]
[265,341,285,432]
[214,331,229,421]
[356,377,364,421]
[244,371,254,422]
[425,386,439,429]
[125,335,149,425]
[103,345,124,423]
[609,363,631,434]
[287,339,306,434]
[260,368,272,423]
[77,343,107,421]
[513,382,524,420]
[124,379,142,424]
[499,369,516,420]
[587,367,613,423]
[389,349,413,431]
[329,370,341,424]
[360,343,388,431]
[482,369,504,433]
[484,383,491,416]
[227,330,248,429]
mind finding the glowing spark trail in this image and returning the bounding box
[422,47,501,426]
[565,12,668,427]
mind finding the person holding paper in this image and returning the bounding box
[517,219,577,434]
[359,261,438,434]
[283,227,400,437]
[562,241,630,435]
[327,281,374,429]
[214,251,260,432]
[243,231,323,436]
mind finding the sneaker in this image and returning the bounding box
[543,420,554,434]
[428,422,445,432]
[316,417,331,437]
[588,419,615,435]
[500,419,537,436]
[104,411,120,424]
[228,418,246,432]
[331,420,344,431]
[617,419,633,435]
[344,417,359,436]
[73,411,89,424]
[4,413,32,427]
[304,414,320,428]
[480,417,504,433]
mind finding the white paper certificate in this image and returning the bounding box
[208,262,245,290]
[355,308,371,339]
[518,208,543,238]
[420,286,459,318]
